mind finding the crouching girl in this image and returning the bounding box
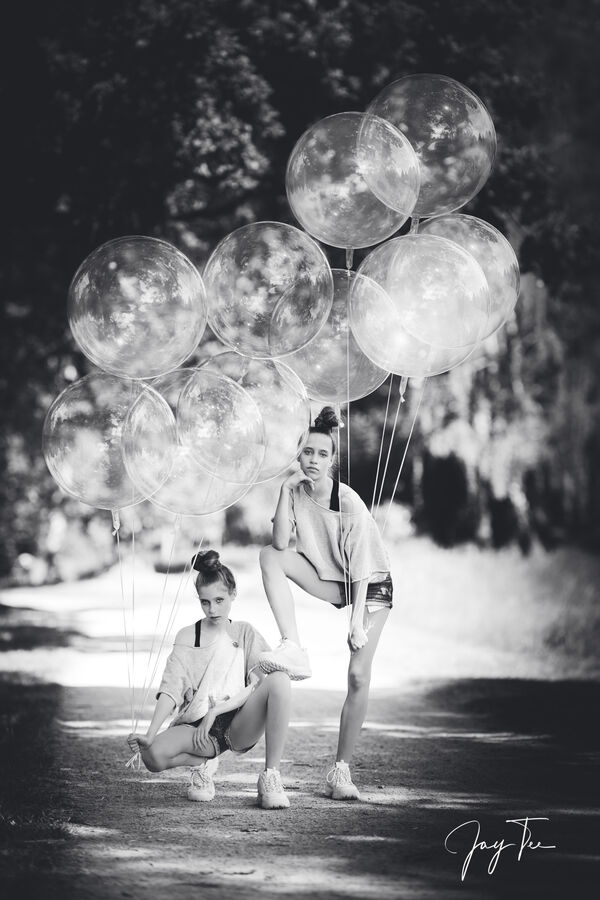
[127,549,291,809]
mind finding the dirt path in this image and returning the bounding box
[19,678,598,900]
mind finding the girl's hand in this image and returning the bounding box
[127,732,153,753]
[194,708,217,746]
[347,626,369,652]
[283,466,314,492]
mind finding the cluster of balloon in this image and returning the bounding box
[44,236,277,523]
[43,72,520,529]
[43,227,322,523]
[282,74,518,387]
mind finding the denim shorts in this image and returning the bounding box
[334,573,393,611]
[188,709,257,757]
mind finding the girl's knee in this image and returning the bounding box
[347,665,371,693]
[266,670,291,694]
[142,748,165,773]
[259,544,282,571]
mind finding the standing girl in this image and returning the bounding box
[127,549,291,809]
[258,407,393,800]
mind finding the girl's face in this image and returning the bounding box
[299,432,334,484]
[197,579,234,622]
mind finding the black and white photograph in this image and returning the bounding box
[1,1,599,897]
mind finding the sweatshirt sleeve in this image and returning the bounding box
[155,645,191,707]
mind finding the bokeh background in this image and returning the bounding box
[1,0,599,676]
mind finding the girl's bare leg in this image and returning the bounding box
[336,608,390,762]
[259,545,341,644]
[228,671,291,769]
[138,724,216,772]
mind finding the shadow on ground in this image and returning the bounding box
[1,675,599,899]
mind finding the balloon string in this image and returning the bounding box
[345,310,352,622]
[374,384,404,516]
[381,378,428,537]
[135,515,181,729]
[137,534,206,726]
[370,375,394,515]
[115,516,134,730]
[130,512,136,730]
[334,407,350,612]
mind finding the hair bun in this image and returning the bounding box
[191,549,220,572]
[314,406,339,431]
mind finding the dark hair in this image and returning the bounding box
[309,406,339,455]
[191,549,236,595]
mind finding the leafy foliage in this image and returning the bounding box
[1,0,599,579]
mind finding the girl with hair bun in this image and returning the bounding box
[127,549,292,809]
[258,406,393,801]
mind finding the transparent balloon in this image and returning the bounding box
[369,74,496,218]
[204,222,333,359]
[280,269,389,403]
[68,236,207,379]
[198,352,311,483]
[420,214,520,337]
[352,234,490,378]
[42,373,173,510]
[173,368,266,485]
[121,385,179,500]
[286,112,420,250]
[142,369,255,517]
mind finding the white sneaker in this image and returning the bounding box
[187,756,219,802]
[326,761,360,800]
[257,768,290,809]
[258,639,312,680]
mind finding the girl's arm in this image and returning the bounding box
[127,692,176,753]
[348,577,369,651]
[272,469,311,550]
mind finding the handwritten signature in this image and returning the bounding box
[445,817,557,880]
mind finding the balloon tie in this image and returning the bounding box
[125,751,141,770]
[399,376,409,403]
[111,509,121,535]
[345,248,354,270]
[409,216,420,234]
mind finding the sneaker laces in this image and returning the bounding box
[190,764,213,790]
[327,762,352,786]
[262,769,284,793]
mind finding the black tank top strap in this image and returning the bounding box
[330,477,340,512]
[194,619,202,647]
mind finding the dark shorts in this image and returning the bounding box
[333,573,394,610]
[188,709,257,757]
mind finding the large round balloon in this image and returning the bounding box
[280,269,389,402]
[420,214,520,337]
[126,369,254,517]
[368,74,496,218]
[203,222,333,359]
[197,352,311,483]
[286,112,420,250]
[168,368,266,485]
[68,236,207,379]
[42,373,173,510]
[351,234,490,377]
